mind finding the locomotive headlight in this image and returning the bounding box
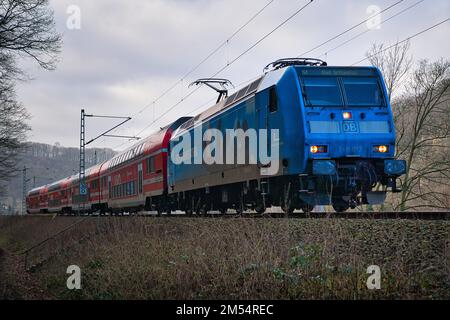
[374,145,389,153]
[343,112,352,120]
[310,145,328,154]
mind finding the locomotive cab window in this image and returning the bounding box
[342,77,385,107]
[301,77,343,107]
[298,68,386,108]
[269,86,278,113]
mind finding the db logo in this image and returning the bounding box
[343,121,358,133]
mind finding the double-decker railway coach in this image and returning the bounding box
[26,117,190,214]
[27,185,47,214]
[165,58,406,214]
[27,58,406,215]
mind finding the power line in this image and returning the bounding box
[352,17,450,65]
[178,4,448,119]
[153,16,450,135]
[115,2,449,151]
[113,0,275,147]
[296,0,404,57]
[209,0,315,79]
[318,0,426,59]
[140,0,409,137]
[115,0,316,149]
[132,0,275,118]
[139,0,315,133]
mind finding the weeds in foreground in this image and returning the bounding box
[0,216,449,299]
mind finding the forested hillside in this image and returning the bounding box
[0,142,116,214]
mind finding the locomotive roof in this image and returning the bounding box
[173,65,380,137]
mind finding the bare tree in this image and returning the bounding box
[0,0,61,197]
[367,40,450,211]
[0,0,61,71]
[0,82,30,196]
[395,59,450,211]
[366,40,412,101]
[365,41,412,211]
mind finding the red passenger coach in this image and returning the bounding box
[27,186,45,214]
[38,186,49,212]
[105,117,191,213]
[86,164,102,208]
[26,117,191,215]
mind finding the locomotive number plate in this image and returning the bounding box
[342,121,358,133]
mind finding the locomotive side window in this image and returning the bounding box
[269,86,278,113]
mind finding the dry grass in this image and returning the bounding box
[0,216,449,299]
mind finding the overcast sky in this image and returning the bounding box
[16,0,450,151]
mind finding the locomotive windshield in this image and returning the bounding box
[342,77,385,106]
[298,67,386,108]
[301,77,343,107]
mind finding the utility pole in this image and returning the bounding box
[79,109,87,214]
[21,166,32,215]
[22,166,27,215]
[78,109,140,215]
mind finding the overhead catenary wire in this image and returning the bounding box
[115,3,449,151]
[133,0,407,137]
[296,0,405,57]
[229,0,424,89]
[111,0,275,148]
[318,0,426,59]
[135,1,315,135]
[132,0,275,118]
[351,18,450,65]
[114,0,317,149]
[135,0,410,139]
[163,12,450,130]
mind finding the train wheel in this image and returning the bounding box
[200,206,208,215]
[219,207,228,215]
[301,204,314,214]
[282,205,294,215]
[255,205,266,215]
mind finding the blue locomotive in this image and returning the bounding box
[165,58,406,214]
[27,58,407,215]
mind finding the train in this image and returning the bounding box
[26,58,406,215]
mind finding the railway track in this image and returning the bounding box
[26,211,450,220]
